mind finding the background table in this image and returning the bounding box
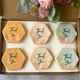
[0,73,80,80]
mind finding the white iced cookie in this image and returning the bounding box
[55,48,79,70]
[54,23,77,44]
[28,23,51,45]
[30,48,53,70]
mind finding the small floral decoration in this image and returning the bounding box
[29,5,39,16]
[17,0,80,23]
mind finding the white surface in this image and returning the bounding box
[2,21,78,73]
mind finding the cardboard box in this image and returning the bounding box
[0,0,80,75]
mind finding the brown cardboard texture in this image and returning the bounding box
[0,0,2,15]
[0,0,80,21]
[76,19,80,72]
[78,7,80,18]
[0,0,80,75]
[0,19,3,74]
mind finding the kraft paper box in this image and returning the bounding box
[0,0,80,75]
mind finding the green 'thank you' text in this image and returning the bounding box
[36,28,44,39]
[64,54,72,65]
[37,53,45,64]
[9,53,18,64]
[10,27,18,37]
[63,28,71,38]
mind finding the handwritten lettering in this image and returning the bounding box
[37,53,45,64]
[64,54,72,65]
[36,28,44,39]
[9,53,18,64]
[63,28,71,38]
[10,27,18,37]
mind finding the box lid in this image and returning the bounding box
[0,0,80,21]
[0,18,80,74]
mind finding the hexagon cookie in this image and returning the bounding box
[2,22,26,43]
[28,23,51,45]
[54,23,77,44]
[30,48,53,70]
[1,48,26,71]
[55,48,79,70]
